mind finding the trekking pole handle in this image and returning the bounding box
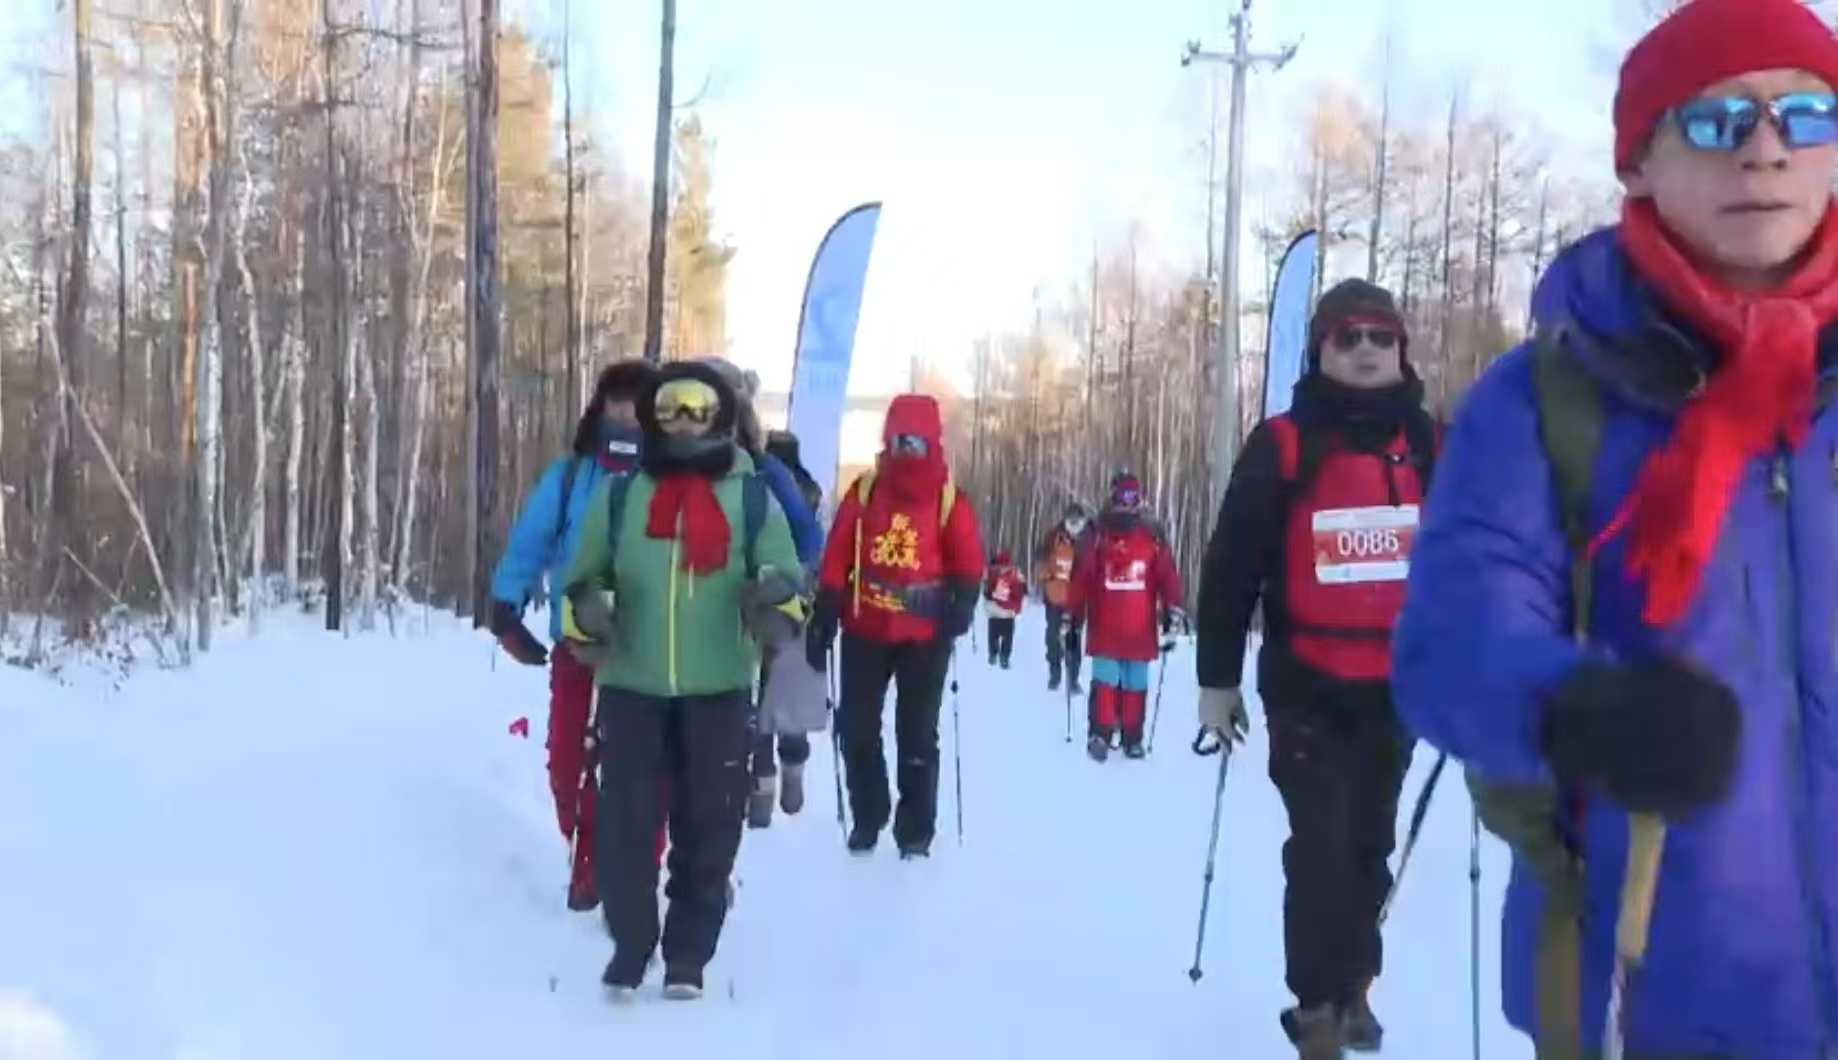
[1192,730,1224,757]
[1616,814,1667,966]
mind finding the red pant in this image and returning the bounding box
[548,647,666,904]
[1089,683,1149,744]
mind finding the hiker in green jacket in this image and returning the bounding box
[557,360,807,1002]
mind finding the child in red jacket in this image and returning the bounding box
[983,549,1027,668]
[1070,472,1183,761]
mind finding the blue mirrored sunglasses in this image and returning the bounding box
[1672,92,1838,152]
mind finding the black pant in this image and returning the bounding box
[986,616,1015,663]
[1266,701,1413,1009]
[1044,605,1083,680]
[836,633,952,846]
[595,686,750,972]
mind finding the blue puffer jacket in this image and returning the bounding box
[491,452,624,642]
[1394,227,1838,1057]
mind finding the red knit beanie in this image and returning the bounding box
[1615,0,1838,171]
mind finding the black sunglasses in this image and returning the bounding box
[1330,326,1399,352]
[1672,92,1838,152]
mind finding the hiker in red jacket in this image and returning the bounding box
[806,394,985,858]
[983,549,1026,669]
[1068,471,1183,761]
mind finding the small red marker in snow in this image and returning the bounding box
[509,717,530,738]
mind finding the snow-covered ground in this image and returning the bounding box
[0,608,1525,1059]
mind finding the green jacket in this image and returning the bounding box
[561,449,800,697]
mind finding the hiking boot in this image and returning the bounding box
[602,950,648,1001]
[1340,989,1382,1052]
[1069,675,1084,695]
[746,776,775,829]
[662,965,704,1000]
[779,762,806,815]
[1122,741,1147,760]
[1086,734,1110,762]
[847,824,878,855]
[1000,656,1011,669]
[988,652,999,666]
[1281,1004,1345,1060]
[1048,670,1062,692]
[896,833,932,859]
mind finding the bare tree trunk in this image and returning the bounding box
[465,0,504,624]
[283,235,305,599]
[1367,46,1392,282]
[391,55,451,597]
[192,0,241,652]
[322,0,350,631]
[640,0,674,363]
[53,0,96,633]
[233,128,267,628]
[562,0,580,406]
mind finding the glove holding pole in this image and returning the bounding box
[1194,685,1250,756]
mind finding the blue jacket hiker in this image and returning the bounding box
[485,358,656,913]
[1394,2,1838,1053]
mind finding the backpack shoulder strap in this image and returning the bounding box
[1530,327,1603,645]
[553,457,583,549]
[741,472,768,576]
[939,473,957,526]
[855,471,876,507]
[1267,415,1300,479]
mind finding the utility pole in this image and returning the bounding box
[1183,0,1298,507]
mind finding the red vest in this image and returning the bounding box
[1271,415,1430,681]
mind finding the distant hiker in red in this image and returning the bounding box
[807,394,985,859]
[982,550,1026,669]
[1068,471,1183,761]
[488,359,655,912]
[1195,278,1436,1056]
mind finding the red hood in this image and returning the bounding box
[882,393,943,447]
[877,393,947,496]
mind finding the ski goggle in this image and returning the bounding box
[1330,325,1398,352]
[888,433,929,457]
[653,379,720,426]
[1672,92,1838,152]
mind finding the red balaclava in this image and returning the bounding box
[876,394,948,499]
[993,549,1012,568]
[1598,0,1838,626]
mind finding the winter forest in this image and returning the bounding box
[0,0,1685,660]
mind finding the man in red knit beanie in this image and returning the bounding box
[1394,0,1838,1055]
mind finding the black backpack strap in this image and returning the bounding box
[553,457,583,551]
[1530,326,1604,645]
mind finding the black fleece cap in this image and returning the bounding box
[1306,279,1408,372]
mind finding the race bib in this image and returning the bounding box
[1053,555,1074,578]
[992,583,1013,604]
[1311,505,1418,584]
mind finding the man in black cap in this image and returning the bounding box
[1192,279,1436,1058]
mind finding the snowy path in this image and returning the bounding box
[0,611,1525,1059]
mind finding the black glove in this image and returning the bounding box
[1541,656,1741,819]
[944,581,977,639]
[805,590,840,672]
[488,600,548,667]
[896,583,952,621]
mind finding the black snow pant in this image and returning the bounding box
[986,616,1015,665]
[595,685,750,974]
[749,649,812,779]
[836,632,952,847]
[1266,698,1413,1011]
[1044,604,1083,682]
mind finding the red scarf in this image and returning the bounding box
[1604,198,1838,625]
[646,473,731,575]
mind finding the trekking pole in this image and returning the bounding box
[1063,668,1073,743]
[1469,804,1482,1060]
[949,649,965,846]
[1378,751,1448,925]
[828,656,847,839]
[1604,815,1666,1060]
[1186,731,1233,982]
[1145,639,1176,754]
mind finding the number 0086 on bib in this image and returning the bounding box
[1311,504,1419,584]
